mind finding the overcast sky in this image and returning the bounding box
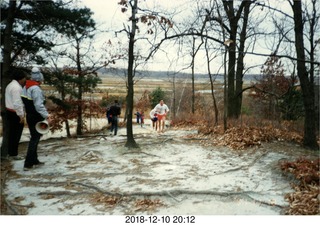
[77,0,296,75]
[79,0,194,73]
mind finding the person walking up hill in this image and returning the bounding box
[109,100,121,136]
[153,100,169,133]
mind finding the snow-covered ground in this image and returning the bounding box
[1,119,317,224]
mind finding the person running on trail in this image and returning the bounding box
[140,111,145,127]
[149,109,158,131]
[153,100,169,133]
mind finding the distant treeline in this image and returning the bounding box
[98,67,262,81]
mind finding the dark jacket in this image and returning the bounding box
[109,104,121,117]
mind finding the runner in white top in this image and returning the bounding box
[153,100,169,133]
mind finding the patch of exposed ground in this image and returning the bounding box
[1,124,319,215]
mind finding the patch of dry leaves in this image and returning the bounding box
[92,194,121,207]
[1,160,12,214]
[173,120,303,150]
[91,193,165,212]
[280,158,320,215]
[209,125,303,150]
[134,198,165,212]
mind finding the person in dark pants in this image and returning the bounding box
[21,67,50,171]
[3,68,27,160]
[140,111,145,127]
[106,107,112,124]
[135,111,141,124]
[109,100,121,136]
[149,109,158,131]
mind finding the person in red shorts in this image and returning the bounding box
[153,100,169,133]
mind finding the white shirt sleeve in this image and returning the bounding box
[153,104,160,113]
[164,104,169,113]
[150,109,155,118]
[12,85,24,117]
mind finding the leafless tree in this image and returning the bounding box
[118,0,174,147]
[291,0,319,149]
[260,0,319,149]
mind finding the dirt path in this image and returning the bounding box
[1,124,317,215]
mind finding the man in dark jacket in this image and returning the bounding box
[21,67,50,171]
[109,100,121,135]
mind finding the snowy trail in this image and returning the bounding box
[3,121,313,215]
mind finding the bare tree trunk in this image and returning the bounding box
[172,75,176,120]
[1,1,16,157]
[292,0,318,150]
[76,40,83,135]
[125,0,138,148]
[191,38,196,114]
[225,4,237,119]
[234,2,251,117]
[307,0,319,132]
[217,4,228,131]
[190,37,204,115]
[204,37,218,125]
[223,1,252,119]
[61,88,71,137]
[223,47,228,131]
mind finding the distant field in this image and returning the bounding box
[41,71,240,102]
[98,73,225,100]
[0,72,250,135]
